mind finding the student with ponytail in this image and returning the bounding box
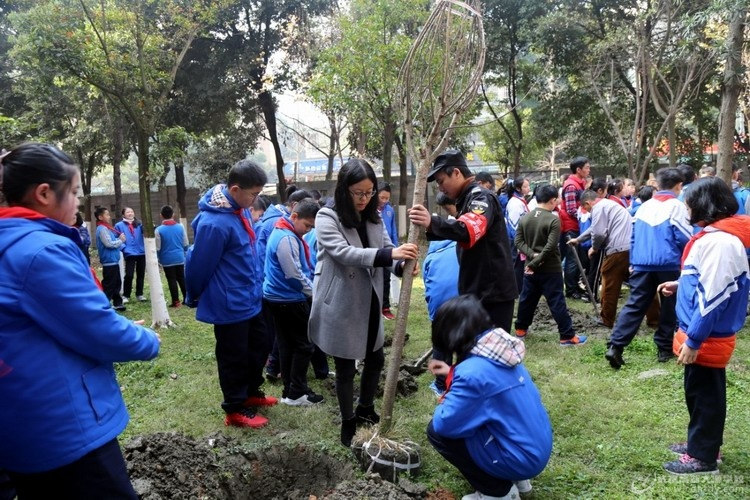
[0,143,160,498]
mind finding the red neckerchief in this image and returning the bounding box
[122,219,136,236]
[681,215,750,268]
[608,195,627,208]
[513,192,529,211]
[437,364,456,404]
[162,219,178,226]
[653,191,677,202]
[274,217,311,268]
[234,208,256,244]
[96,220,122,236]
[0,207,47,219]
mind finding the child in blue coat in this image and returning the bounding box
[427,295,553,500]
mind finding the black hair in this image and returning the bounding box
[638,185,655,202]
[569,156,589,174]
[377,182,391,194]
[506,176,527,197]
[590,177,607,194]
[435,192,455,207]
[287,189,312,206]
[677,163,695,184]
[121,206,141,227]
[442,164,472,179]
[161,205,174,219]
[607,178,623,196]
[252,196,267,212]
[536,184,559,204]
[684,177,738,225]
[285,184,298,199]
[293,199,320,220]
[227,159,267,189]
[656,167,684,190]
[432,295,492,361]
[579,189,599,204]
[310,189,322,201]
[94,206,109,220]
[0,142,78,205]
[475,172,494,185]
[334,159,380,228]
[74,212,84,227]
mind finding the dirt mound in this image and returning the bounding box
[124,432,426,499]
[529,298,601,334]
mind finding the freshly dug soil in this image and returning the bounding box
[124,432,426,499]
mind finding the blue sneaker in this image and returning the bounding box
[429,381,445,397]
[560,334,587,346]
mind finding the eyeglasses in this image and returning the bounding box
[349,189,376,200]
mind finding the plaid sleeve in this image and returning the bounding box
[562,186,578,218]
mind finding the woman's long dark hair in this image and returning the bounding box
[506,176,527,197]
[684,177,738,225]
[334,159,380,228]
[432,295,492,362]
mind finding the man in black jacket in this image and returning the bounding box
[409,150,518,331]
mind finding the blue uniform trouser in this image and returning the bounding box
[427,420,513,498]
[608,269,679,352]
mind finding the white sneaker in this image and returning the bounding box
[462,485,520,500]
[280,393,324,406]
[121,297,129,304]
[137,295,147,302]
[514,480,532,494]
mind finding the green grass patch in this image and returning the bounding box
[115,274,750,498]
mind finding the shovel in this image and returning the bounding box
[567,237,600,318]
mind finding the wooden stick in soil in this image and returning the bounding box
[379,0,486,436]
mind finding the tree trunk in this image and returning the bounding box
[716,5,747,184]
[395,133,409,239]
[175,159,187,222]
[327,113,337,181]
[112,124,124,216]
[382,111,395,182]
[668,114,677,168]
[259,90,287,201]
[136,130,173,329]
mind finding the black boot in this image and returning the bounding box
[605,345,625,369]
[355,404,380,426]
[340,417,357,447]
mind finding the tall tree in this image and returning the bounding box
[10,0,226,327]
[716,2,747,182]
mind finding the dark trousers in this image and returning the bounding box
[560,230,581,294]
[609,270,679,352]
[267,300,314,399]
[163,264,186,304]
[311,346,330,378]
[262,302,280,375]
[102,264,123,307]
[214,313,272,413]
[599,251,630,327]
[123,254,145,298]
[483,300,515,333]
[510,241,525,295]
[427,420,513,497]
[382,268,392,309]
[7,439,136,499]
[685,364,726,464]
[516,272,575,340]
[333,289,384,419]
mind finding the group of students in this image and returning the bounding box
[89,204,189,311]
[1,142,748,500]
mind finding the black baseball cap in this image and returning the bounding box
[427,150,467,182]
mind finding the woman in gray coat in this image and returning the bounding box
[309,159,418,446]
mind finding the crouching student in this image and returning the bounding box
[263,199,324,406]
[427,295,553,500]
[658,177,750,475]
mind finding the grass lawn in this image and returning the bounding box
[115,274,750,499]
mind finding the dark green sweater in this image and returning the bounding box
[514,207,562,273]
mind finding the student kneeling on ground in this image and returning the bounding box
[426,295,553,500]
